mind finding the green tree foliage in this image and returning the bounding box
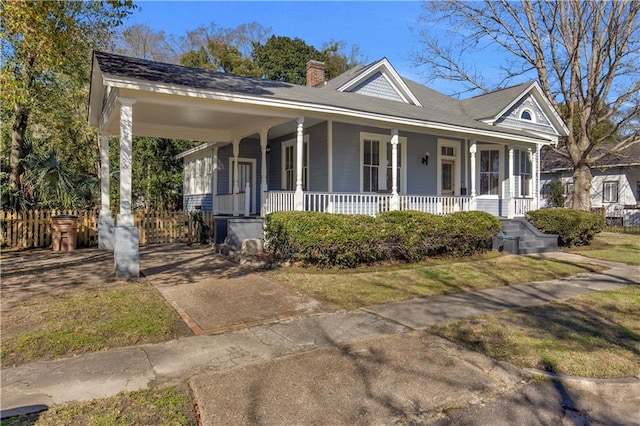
[252,36,358,84]
[177,23,361,84]
[252,35,320,84]
[1,0,136,209]
[131,137,197,210]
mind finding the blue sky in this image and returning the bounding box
[125,1,428,84]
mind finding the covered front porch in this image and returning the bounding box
[178,113,544,220]
[184,123,542,220]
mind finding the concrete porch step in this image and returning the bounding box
[494,219,558,255]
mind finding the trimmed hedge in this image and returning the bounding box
[264,210,501,268]
[526,208,604,247]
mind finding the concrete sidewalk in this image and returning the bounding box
[1,253,639,424]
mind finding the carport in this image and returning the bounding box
[88,52,314,278]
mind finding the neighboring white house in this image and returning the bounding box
[540,144,640,225]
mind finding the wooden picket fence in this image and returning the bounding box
[0,210,216,249]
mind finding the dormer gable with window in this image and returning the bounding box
[336,58,423,107]
[462,81,569,142]
[495,94,552,130]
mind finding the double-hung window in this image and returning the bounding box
[361,132,406,193]
[282,137,309,191]
[362,138,380,192]
[479,149,500,195]
[603,181,618,203]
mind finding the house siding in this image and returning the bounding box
[332,122,363,192]
[184,194,213,212]
[406,132,438,195]
[477,198,502,217]
[349,71,405,102]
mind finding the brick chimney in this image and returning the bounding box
[306,60,325,87]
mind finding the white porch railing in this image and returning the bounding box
[264,191,472,216]
[399,195,471,215]
[263,191,295,215]
[513,197,534,217]
[305,192,393,216]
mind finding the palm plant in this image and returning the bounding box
[23,151,92,210]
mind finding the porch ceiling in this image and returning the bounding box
[101,90,324,143]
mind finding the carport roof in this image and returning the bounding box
[89,51,555,144]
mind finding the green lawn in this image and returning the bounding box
[430,285,640,378]
[1,386,196,426]
[567,232,640,265]
[1,282,191,368]
[268,253,604,310]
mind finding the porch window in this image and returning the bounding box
[519,150,531,197]
[363,139,380,192]
[282,137,309,191]
[360,132,406,193]
[480,150,500,195]
[603,181,618,203]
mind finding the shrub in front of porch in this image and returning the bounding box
[264,211,381,267]
[265,210,500,267]
[526,208,605,247]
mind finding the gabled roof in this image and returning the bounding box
[461,81,570,137]
[89,51,562,145]
[328,58,423,107]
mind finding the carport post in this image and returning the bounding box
[114,97,139,280]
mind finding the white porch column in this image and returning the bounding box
[294,116,304,211]
[212,145,218,214]
[232,139,240,216]
[529,147,536,210]
[508,146,515,219]
[114,98,139,280]
[98,133,114,249]
[469,141,477,211]
[327,120,333,192]
[260,128,269,217]
[535,144,541,209]
[390,128,400,211]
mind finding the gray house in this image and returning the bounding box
[88,52,569,276]
[168,56,569,218]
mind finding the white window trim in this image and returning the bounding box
[437,138,462,196]
[603,180,619,203]
[520,108,536,122]
[476,144,504,199]
[359,132,407,193]
[184,155,212,196]
[281,135,310,191]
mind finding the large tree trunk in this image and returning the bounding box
[571,163,592,211]
[10,103,29,192]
